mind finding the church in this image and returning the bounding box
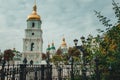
[21,0,69,64]
[22,1,43,64]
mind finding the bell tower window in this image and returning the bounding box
[32,33,34,35]
[31,43,34,51]
[32,22,35,28]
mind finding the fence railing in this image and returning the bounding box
[0,62,101,80]
[0,62,85,80]
[0,63,53,80]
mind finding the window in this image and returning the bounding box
[31,43,34,51]
[32,33,34,35]
[32,22,35,27]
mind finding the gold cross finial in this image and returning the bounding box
[33,0,37,11]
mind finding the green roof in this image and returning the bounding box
[46,47,51,51]
[51,46,55,50]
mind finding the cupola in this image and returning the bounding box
[27,3,40,20]
[61,37,67,47]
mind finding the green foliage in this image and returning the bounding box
[94,0,120,79]
[112,0,120,23]
[94,10,112,28]
[51,47,81,66]
[68,47,81,57]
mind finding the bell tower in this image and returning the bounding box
[22,0,43,64]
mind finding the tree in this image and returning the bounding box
[4,49,15,62]
[42,53,47,60]
[51,47,81,66]
[68,47,81,57]
[94,0,120,79]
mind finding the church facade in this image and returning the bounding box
[22,3,43,64]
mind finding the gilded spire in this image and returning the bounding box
[52,40,54,46]
[63,37,65,41]
[62,35,65,41]
[33,0,37,12]
[27,0,40,20]
[33,5,37,12]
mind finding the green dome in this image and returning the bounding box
[46,47,51,51]
[51,46,55,50]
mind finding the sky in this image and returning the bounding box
[0,0,120,53]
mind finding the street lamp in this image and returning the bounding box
[81,36,85,44]
[87,38,91,44]
[73,37,87,80]
[74,39,78,46]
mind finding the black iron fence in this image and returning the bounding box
[1,62,118,80]
[0,62,85,80]
[0,63,53,80]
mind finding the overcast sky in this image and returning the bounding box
[0,0,119,52]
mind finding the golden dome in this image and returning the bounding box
[61,37,67,47]
[27,4,41,20]
[61,42,67,46]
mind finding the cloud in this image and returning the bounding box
[0,0,120,52]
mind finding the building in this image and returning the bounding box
[60,37,68,54]
[22,2,43,64]
[46,42,56,58]
[55,37,68,55]
[46,37,68,58]
[13,48,22,64]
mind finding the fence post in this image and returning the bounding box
[12,64,15,80]
[41,65,44,80]
[50,65,52,80]
[34,68,38,80]
[19,64,26,80]
[58,66,62,80]
[1,59,6,80]
[46,64,52,80]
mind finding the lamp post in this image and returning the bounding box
[73,37,87,80]
[81,36,85,45]
[80,36,88,80]
[73,39,78,46]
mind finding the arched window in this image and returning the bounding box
[31,43,34,51]
[32,22,35,28]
